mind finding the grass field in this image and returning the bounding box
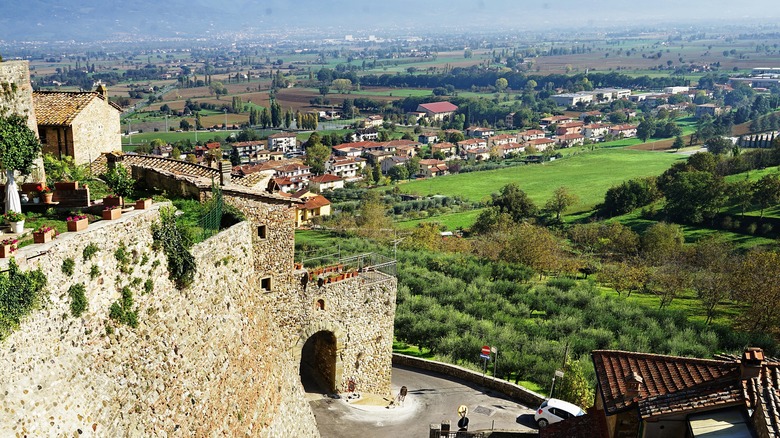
[395,148,683,212]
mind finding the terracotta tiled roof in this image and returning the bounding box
[33,91,121,126]
[638,379,744,419]
[418,101,458,113]
[757,386,780,437]
[301,195,331,210]
[592,350,739,415]
[309,174,342,183]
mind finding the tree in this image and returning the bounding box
[672,135,684,150]
[260,107,271,128]
[103,164,135,198]
[544,186,579,221]
[556,357,594,408]
[636,117,656,143]
[388,164,409,182]
[727,177,754,217]
[661,171,725,224]
[171,147,181,160]
[495,78,508,92]
[319,85,330,96]
[731,250,780,335]
[641,222,685,266]
[304,143,330,175]
[705,136,732,155]
[753,174,780,218]
[648,263,691,309]
[0,115,42,213]
[490,183,537,223]
[332,78,352,93]
[355,191,393,238]
[270,101,282,128]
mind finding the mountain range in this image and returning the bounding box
[2,0,777,42]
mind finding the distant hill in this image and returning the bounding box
[1,0,775,42]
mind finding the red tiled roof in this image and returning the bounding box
[419,159,446,166]
[592,350,739,415]
[418,101,458,114]
[638,379,744,419]
[558,134,585,140]
[309,174,343,183]
[33,91,122,126]
[528,138,554,145]
[301,195,331,210]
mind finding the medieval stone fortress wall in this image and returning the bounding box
[0,60,397,436]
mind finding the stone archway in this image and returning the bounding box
[299,330,337,393]
[293,323,346,394]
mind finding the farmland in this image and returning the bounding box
[395,148,684,211]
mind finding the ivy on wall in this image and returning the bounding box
[151,206,196,289]
[0,258,47,340]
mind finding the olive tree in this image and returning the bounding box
[0,115,42,213]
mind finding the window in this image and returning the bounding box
[257,225,267,239]
[261,277,272,292]
[316,299,325,310]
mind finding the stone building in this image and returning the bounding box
[33,85,122,165]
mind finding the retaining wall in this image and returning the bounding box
[393,354,545,408]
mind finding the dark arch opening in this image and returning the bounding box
[299,330,337,393]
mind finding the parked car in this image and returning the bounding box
[534,398,585,428]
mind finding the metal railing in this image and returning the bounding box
[198,183,223,241]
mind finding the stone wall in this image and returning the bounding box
[70,96,122,165]
[393,354,545,408]
[0,60,44,183]
[0,205,319,437]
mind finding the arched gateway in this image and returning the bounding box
[294,324,346,394]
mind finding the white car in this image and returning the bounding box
[534,398,585,428]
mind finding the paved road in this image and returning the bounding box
[310,365,538,438]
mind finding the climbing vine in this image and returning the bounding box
[151,206,196,289]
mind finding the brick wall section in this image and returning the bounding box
[393,354,545,408]
[0,205,319,437]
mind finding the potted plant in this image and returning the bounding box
[102,164,135,208]
[3,211,25,234]
[37,184,54,203]
[102,205,122,220]
[0,238,17,258]
[33,225,58,244]
[135,198,152,210]
[29,191,40,204]
[66,214,89,232]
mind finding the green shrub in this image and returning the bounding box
[61,258,75,277]
[151,206,196,289]
[0,259,47,340]
[82,243,99,261]
[89,265,100,280]
[102,164,135,198]
[68,283,87,317]
[108,286,138,328]
[144,279,154,295]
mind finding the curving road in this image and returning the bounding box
[309,365,538,437]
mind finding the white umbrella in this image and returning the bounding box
[5,169,21,214]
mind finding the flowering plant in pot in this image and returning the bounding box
[33,225,58,244]
[37,183,54,203]
[0,237,18,258]
[102,205,122,220]
[66,214,89,232]
[3,211,25,234]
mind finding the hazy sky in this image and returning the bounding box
[2,0,779,41]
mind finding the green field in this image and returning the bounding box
[396,148,684,212]
[395,209,483,231]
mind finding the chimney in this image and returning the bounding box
[96,83,108,99]
[740,347,764,380]
[219,161,232,186]
[624,371,643,399]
